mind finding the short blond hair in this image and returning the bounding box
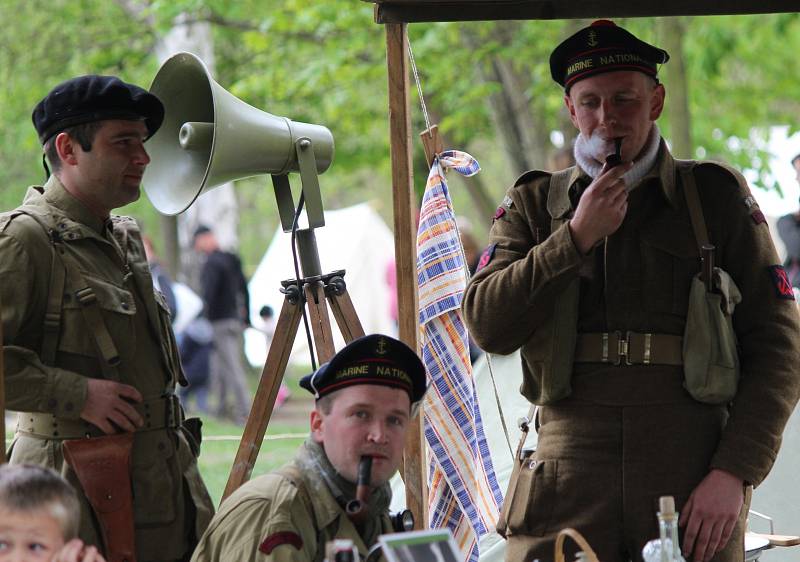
[0,464,81,539]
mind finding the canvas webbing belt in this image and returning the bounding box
[574,331,683,366]
[15,394,182,440]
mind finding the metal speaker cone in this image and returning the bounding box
[143,52,334,215]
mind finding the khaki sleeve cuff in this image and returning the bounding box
[41,370,88,420]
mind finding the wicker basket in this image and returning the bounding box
[554,528,600,562]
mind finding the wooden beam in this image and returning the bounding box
[386,22,427,529]
[1,292,5,464]
[372,0,800,23]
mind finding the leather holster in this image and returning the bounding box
[63,432,136,562]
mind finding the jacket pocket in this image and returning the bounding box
[640,220,699,316]
[505,457,556,537]
[59,272,136,363]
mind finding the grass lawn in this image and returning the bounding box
[195,417,308,508]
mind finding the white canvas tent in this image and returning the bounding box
[244,202,398,368]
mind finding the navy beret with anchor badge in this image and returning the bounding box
[32,75,164,144]
[299,334,427,404]
[550,20,670,92]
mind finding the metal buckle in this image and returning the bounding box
[613,331,633,366]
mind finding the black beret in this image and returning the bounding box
[550,20,669,92]
[32,75,164,144]
[300,334,427,404]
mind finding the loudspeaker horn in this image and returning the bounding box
[143,52,334,215]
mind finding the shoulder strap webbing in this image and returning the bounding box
[15,209,120,380]
[676,160,711,251]
[13,209,67,365]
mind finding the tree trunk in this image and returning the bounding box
[460,24,547,175]
[658,17,693,159]
[154,16,241,289]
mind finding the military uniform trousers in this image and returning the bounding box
[502,365,750,562]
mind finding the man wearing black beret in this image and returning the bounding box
[0,75,214,561]
[464,20,800,562]
[192,334,427,562]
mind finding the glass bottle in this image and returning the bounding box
[657,496,686,562]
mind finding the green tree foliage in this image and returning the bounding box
[1,3,799,270]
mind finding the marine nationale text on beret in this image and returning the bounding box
[299,334,427,404]
[550,20,669,92]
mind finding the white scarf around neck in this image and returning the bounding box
[573,124,661,189]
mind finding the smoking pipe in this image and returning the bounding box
[605,137,624,168]
[345,456,373,525]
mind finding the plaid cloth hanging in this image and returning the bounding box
[416,150,503,562]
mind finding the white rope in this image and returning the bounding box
[407,38,432,133]
[203,433,307,442]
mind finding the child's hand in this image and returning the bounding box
[52,539,107,562]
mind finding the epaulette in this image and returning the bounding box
[692,160,745,190]
[513,169,552,187]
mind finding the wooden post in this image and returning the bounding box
[386,22,427,529]
[1,293,5,464]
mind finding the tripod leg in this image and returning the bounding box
[327,287,365,343]
[305,281,336,364]
[222,294,303,502]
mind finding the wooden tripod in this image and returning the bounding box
[221,264,365,502]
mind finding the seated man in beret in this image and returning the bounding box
[463,19,800,562]
[0,75,214,561]
[191,334,427,562]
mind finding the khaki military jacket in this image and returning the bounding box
[191,456,393,562]
[0,176,213,560]
[463,140,800,487]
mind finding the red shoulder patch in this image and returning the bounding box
[750,210,766,226]
[493,206,506,221]
[259,532,303,555]
[767,265,795,300]
[476,243,498,272]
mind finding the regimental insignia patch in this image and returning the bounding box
[767,265,795,300]
[493,196,514,221]
[750,210,767,226]
[742,195,758,210]
[476,243,498,272]
[259,532,303,555]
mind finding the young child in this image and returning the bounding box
[0,464,105,562]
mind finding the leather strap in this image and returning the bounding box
[63,432,136,562]
[676,160,711,251]
[574,332,683,366]
[16,394,183,440]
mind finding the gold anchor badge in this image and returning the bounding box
[588,30,598,47]
[376,337,389,355]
